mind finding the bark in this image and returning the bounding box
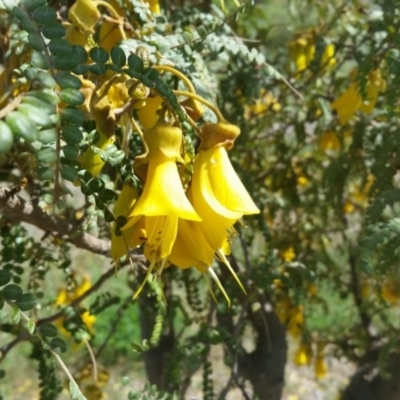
[342,351,400,400]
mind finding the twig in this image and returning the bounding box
[82,337,98,383]
[0,187,111,255]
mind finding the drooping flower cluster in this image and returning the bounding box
[111,104,259,303]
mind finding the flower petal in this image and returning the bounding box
[132,151,200,220]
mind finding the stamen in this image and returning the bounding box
[216,249,247,295]
[208,267,231,308]
[133,260,156,300]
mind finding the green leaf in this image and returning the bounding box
[17,103,54,128]
[28,32,44,52]
[59,89,84,106]
[53,51,80,71]
[55,72,82,90]
[72,64,89,75]
[37,166,54,180]
[72,45,88,63]
[24,66,38,81]
[13,6,37,33]
[69,380,80,399]
[49,337,67,353]
[6,111,39,142]
[31,50,49,69]
[88,63,107,75]
[62,144,79,160]
[0,120,14,154]
[36,70,57,88]
[36,147,57,163]
[26,88,59,106]
[16,292,38,311]
[0,369,5,379]
[0,269,12,286]
[28,319,36,334]
[128,54,144,72]
[103,208,115,223]
[3,284,23,300]
[61,107,84,124]
[48,38,72,56]
[37,128,58,143]
[62,125,83,144]
[111,47,126,67]
[38,322,58,337]
[61,165,78,182]
[11,305,20,323]
[32,5,56,24]
[90,47,108,64]
[41,21,66,39]
[140,68,159,88]
[24,0,46,13]
[98,188,117,202]
[87,177,105,193]
[0,292,4,310]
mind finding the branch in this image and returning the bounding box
[0,187,110,255]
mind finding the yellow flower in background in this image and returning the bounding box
[381,277,400,304]
[315,356,328,379]
[244,89,281,119]
[289,31,335,72]
[331,69,386,125]
[280,246,296,262]
[294,341,313,366]
[319,131,341,152]
[287,305,304,339]
[314,342,328,379]
[144,0,160,13]
[55,276,96,335]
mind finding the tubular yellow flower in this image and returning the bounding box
[68,0,100,32]
[137,95,164,130]
[123,121,200,264]
[111,184,145,260]
[293,341,313,366]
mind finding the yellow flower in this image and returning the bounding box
[137,95,164,130]
[331,69,386,125]
[123,121,200,264]
[293,341,313,366]
[381,277,400,304]
[68,0,100,32]
[289,32,335,72]
[287,305,304,339]
[319,131,340,152]
[81,311,96,335]
[189,122,260,250]
[315,356,328,379]
[144,0,160,13]
[244,89,281,119]
[111,184,145,260]
[280,246,296,262]
[98,20,126,53]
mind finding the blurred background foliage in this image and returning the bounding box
[1,0,400,399]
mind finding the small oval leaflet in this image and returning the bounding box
[41,22,66,39]
[111,47,126,67]
[62,143,79,160]
[2,284,23,301]
[56,72,82,90]
[38,322,58,337]
[59,89,85,106]
[32,6,57,25]
[128,54,144,72]
[61,165,78,182]
[62,125,83,144]
[49,337,67,353]
[90,47,109,64]
[48,38,72,56]
[36,147,57,163]
[16,293,38,311]
[0,270,12,286]
[61,107,84,124]
[28,32,44,52]
[24,0,46,13]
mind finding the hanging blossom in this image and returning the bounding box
[331,69,386,125]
